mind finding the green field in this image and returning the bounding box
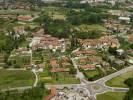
[42,6,67,20]
[40,72,80,84]
[73,24,106,32]
[84,69,100,78]
[106,71,133,87]
[0,9,36,15]
[96,92,126,100]
[83,68,103,80]
[0,70,34,89]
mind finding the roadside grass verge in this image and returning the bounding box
[105,71,133,88]
[96,92,126,100]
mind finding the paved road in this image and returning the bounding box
[71,56,133,100]
[1,86,32,92]
[0,61,132,100]
[32,69,38,87]
[71,58,85,79]
[95,66,133,83]
[82,65,133,99]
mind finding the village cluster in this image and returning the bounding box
[0,0,132,100]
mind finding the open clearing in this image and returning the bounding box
[0,69,34,89]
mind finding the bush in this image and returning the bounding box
[14,64,21,68]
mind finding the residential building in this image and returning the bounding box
[118,17,130,23]
[50,68,70,73]
[30,35,68,52]
[80,36,120,49]
[13,26,25,35]
[17,15,33,22]
[80,64,96,70]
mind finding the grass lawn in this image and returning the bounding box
[8,55,31,67]
[19,40,30,47]
[84,68,102,79]
[33,50,43,61]
[40,72,80,84]
[0,9,36,15]
[0,69,34,89]
[106,71,133,88]
[51,13,66,20]
[96,92,126,100]
[73,24,106,32]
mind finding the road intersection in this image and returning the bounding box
[1,57,132,100]
[71,57,133,100]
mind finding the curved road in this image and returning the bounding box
[71,57,133,100]
[32,69,38,87]
[1,61,132,100]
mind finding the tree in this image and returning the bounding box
[124,78,133,87]
[14,64,21,68]
[69,67,77,74]
[108,46,117,55]
[124,78,133,100]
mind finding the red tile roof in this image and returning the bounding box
[13,26,25,34]
[50,68,69,73]
[18,15,32,21]
[51,86,57,96]
[80,36,119,47]
[80,65,95,70]
[32,29,45,37]
[74,50,97,56]
[128,35,133,42]
[50,59,58,67]
[88,56,102,63]
[45,86,57,100]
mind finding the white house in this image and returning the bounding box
[118,17,130,23]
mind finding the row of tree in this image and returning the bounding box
[0,83,49,100]
[124,78,133,100]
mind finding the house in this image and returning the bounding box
[62,62,71,68]
[50,68,69,73]
[126,50,133,56]
[78,58,88,65]
[74,50,97,57]
[30,35,68,52]
[80,36,120,49]
[17,15,33,22]
[128,35,133,43]
[80,64,96,70]
[127,57,133,65]
[101,61,110,68]
[87,56,102,65]
[78,56,102,65]
[13,26,25,35]
[37,64,44,72]
[108,10,130,16]
[61,56,71,67]
[114,60,125,67]
[45,86,57,100]
[118,17,130,23]
[61,56,70,62]
[32,28,45,37]
[116,49,125,56]
[84,0,126,5]
[15,47,30,54]
[50,58,58,68]
[107,55,115,63]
